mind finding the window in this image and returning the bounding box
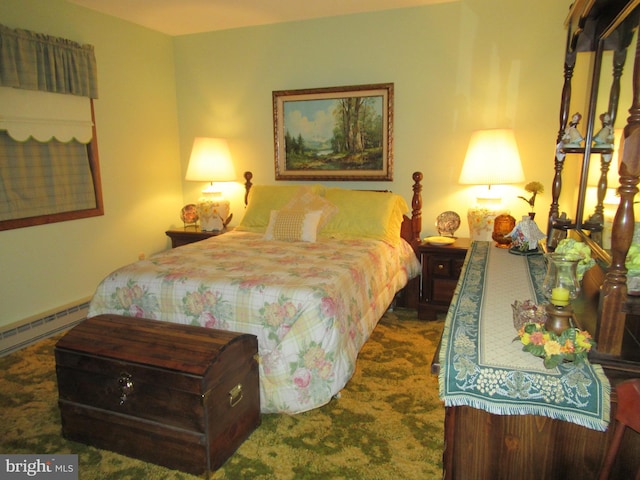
[0,23,102,230]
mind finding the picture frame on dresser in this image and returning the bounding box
[272,83,394,181]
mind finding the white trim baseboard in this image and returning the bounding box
[0,298,90,357]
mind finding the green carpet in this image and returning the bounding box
[0,308,445,479]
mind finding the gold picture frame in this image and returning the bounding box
[273,83,393,181]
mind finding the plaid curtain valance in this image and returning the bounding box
[0,23,98,99]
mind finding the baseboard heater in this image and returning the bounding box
[0,298,90,357]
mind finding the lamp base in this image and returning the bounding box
[467,207,501,241]
[197,192,230,232]
[467,195,506,242]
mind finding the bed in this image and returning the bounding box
[87,172,424,414]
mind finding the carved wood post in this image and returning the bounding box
[243,171,253,206]
[548,50,577,245]
[598,34,640,356]
[411,171,423,249]
[589,49,628,225]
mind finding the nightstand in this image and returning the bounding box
[418,237,470,320]
[165,227,226,248]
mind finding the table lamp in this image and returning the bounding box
[459,129,525,241]
[185,137,237,232]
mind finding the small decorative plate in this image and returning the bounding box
[180,204,199,224]
[436,211,461,237]
[424,236,456,246]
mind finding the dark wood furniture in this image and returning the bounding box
[55,315,260,474]
[165,227,225,248]
[417,238,470,320]
[436,249,640,479]
[443,400,640,480]
[599,379,640,479]
[546,0,640,365]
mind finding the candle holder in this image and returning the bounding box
[544,303,574,335]
[541,253,581,334]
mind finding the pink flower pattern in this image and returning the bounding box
[88,230,421,413]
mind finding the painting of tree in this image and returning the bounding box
[273,84,393,180]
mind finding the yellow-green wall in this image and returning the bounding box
[0,0,569,329]
[173,0,569,237]
[0,0,182,327]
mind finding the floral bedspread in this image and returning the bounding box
[88,231,421,414]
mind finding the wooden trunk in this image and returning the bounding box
[55,314,260,475]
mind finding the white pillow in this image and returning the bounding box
[264,210,323,242]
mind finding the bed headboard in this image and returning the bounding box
[241,171,423,252]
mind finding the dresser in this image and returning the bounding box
[436,242,640,479]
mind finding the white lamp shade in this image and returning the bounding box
[459,129,525,186]
[185,137,236,182]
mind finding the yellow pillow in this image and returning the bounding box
[319,189,409,245]
[264,210,323,242]
[236,185,312,232]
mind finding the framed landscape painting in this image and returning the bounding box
[273,83,394,180]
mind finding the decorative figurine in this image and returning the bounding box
[506,215,546,252]
[549,212,572,250]
[562,112,584,147]
[593,112,614,148]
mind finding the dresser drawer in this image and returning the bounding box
[430,257,452,277]
[432,278,460,303]
[429,256,464,278]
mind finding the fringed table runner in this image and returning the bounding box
[438,241,610,431]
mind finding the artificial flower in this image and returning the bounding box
[515,322,596,369]
[518,181,544,210]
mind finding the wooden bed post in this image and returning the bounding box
[244,171,253,206]
[395,171,423,310]
[411,171,423,249]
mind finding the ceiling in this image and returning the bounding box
[67,0,453,36]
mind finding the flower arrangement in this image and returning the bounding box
[516,322,596,369]
[518,181,544,211]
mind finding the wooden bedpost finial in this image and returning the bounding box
[244,171,253,206]
[411,172,423,247]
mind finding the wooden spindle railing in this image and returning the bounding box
[598,31,640,356]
